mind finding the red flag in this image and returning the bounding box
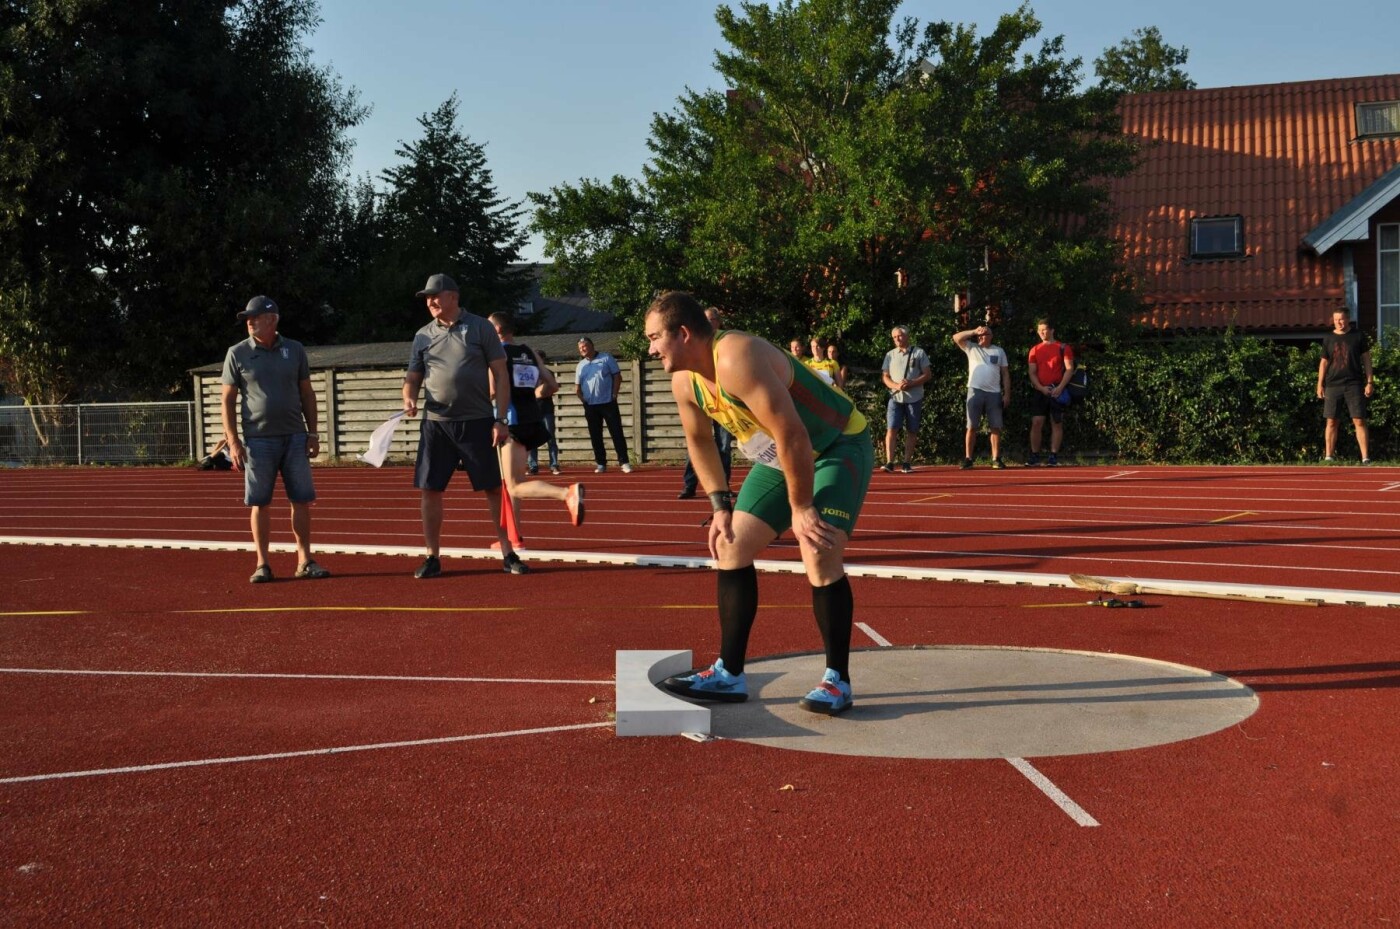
[493,445,526,550]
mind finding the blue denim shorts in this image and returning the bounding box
[244,433,316,507]
[887,398,923,431]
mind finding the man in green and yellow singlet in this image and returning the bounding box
[644,291,874,715]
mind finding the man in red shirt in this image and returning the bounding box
[1026,317,1075,467]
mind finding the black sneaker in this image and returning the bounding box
[959,458,973,470]
[1025,454,1040,467]
[503,552,530,575]
[414,555,441,579]
[901,462,913,473]
[1046,454,1059,467]
[991,458,1005,470]
[880,462,895,473]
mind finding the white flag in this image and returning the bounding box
[360,411,407,467]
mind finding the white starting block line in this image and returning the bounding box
[615,650,710,737]
[5,536,1399,606]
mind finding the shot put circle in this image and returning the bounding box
[710,645,1259,759]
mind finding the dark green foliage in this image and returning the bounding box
[334,95,531,342]
[0,0,366,401]
[1094,26,1196,94]
[878,330,1400,465]
[529,0,1138,348]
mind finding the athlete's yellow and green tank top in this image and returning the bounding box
[687,331,867,467]
[804,356,841,382]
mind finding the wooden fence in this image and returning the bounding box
[193,358,689,465]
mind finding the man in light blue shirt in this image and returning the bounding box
[574,337,632,473]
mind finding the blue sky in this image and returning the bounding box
[309,0,1400,261]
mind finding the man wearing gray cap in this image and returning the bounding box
[403,273,527,577]
[220,296,330,583]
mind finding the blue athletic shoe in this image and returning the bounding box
[662,658,748,703]
[798,668,853,715]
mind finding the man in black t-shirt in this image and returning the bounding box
[1316,309,1375,464]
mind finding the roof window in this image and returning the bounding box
[1190,216,1244,259]
[1357,101,1400,139]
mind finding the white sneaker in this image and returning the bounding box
[620,463,633,473]
[594,464,606,473]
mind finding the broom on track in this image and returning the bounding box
[1068,573,1321,607]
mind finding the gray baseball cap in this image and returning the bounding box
[416,273,459,298]
[237,295,279,321]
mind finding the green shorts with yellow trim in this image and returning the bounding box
[735,431,874,536]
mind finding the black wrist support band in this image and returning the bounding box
[709,491,734,513]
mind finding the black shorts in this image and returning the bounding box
[1324,384,1367,421]
[414,417,501,492]
[1030,391,1067,423]
[509,421,550,452]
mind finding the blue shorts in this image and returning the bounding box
[414,417,502,493]
[244,434,316,507]
[887,398,923,432]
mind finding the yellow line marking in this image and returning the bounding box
[658,604,794,610]
[177,606,522,614]
[911,494,951,503]
[1210,511,1257,523]
[3,604,798,618]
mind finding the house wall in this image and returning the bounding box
[1354,200,1400,332]
[195,359,689,465]
[1109,75,1400,332]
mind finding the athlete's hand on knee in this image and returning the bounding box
[707,509,735,559]
[792,505,834,551]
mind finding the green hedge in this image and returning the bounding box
[846,333,1399,465]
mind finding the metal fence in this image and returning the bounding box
[0,403,196,465]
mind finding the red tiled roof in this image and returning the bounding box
[1104,74,1400,331]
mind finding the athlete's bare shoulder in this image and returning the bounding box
[714,332,789,389]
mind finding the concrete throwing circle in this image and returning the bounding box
[709,646,1259,759]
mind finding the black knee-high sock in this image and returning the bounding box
[717,565,759,675]
[812,575,853,682]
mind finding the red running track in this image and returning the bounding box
[4,463,1400,592]
[1,538,1396,926]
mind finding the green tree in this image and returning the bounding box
[1094,26,1196,94]
[530,0,1138,364]
[336,95,531,342]
[0,0,365,403]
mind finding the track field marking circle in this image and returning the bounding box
[711,646,1258,759]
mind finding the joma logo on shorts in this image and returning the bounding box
[821,507,850,520]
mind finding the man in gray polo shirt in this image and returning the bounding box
[220,295,330,584]
[880,326,931,473]
[403,273,526,578]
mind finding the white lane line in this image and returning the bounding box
[1104,471,1137,480]
[6,536,1398,605]
[0,668,613,685]
[0,722,612,786]
[1382,482,1400,492]
[855,622,892,647]
[1007,757,1100,827]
